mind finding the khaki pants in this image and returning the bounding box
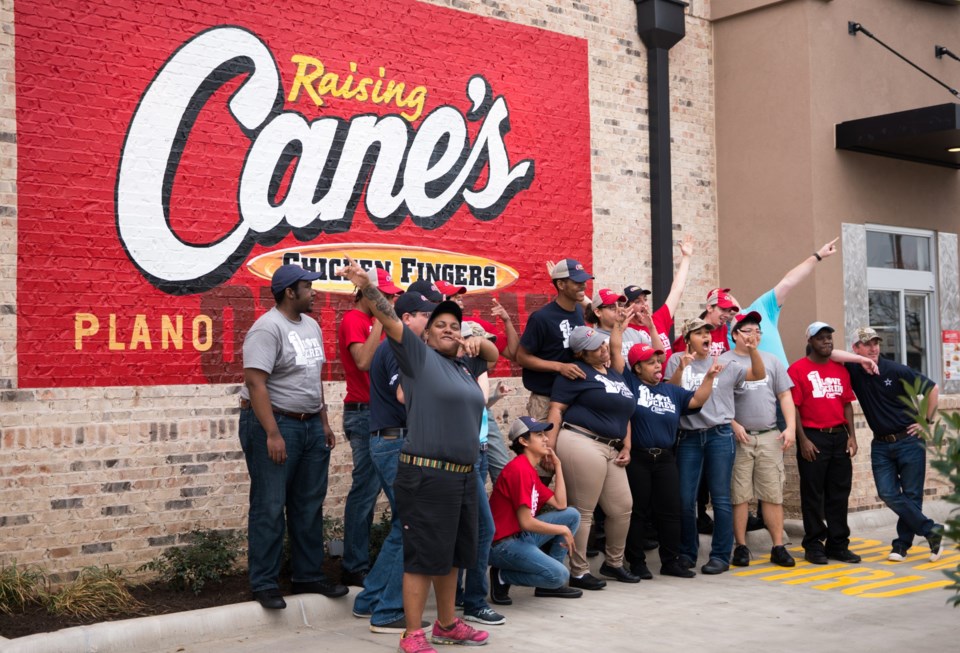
[555,427,633,576]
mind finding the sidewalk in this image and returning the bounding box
[4,502,957,653]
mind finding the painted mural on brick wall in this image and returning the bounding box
[14,0,592,387]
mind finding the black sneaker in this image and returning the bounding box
[732,544,751,567]
[599,562,641,583]
[826,549,861,564]
[489,567,512,606]
[700,558,729,575]
[340,569,368,587]
[290,580,349,598]
[928,526,944,562]
[660,562,696,578]
[803,549,828,565]
[252,588,286,609]
[770,545,795,567]
[887,544,908,562]
[569,573,607,590]
[628,561,654,580]
[678,555,696,570]
[534,585,583,599]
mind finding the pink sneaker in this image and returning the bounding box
[398,628,437,653]
[431,618,489,646]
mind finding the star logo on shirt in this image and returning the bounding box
[883,378,893,387]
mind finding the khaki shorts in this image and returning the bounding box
[731,429,784,504]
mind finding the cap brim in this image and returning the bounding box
[567,272,593,282]
[526,421,552,433]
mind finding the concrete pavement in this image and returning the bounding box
[4,502,957,653]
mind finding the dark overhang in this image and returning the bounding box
[835,103,960,169]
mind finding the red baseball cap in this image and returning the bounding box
[628,343,664,367]
[732,311,762,332]
[376,269,404,295]
[435,280,467,296]
[591,288,626,311]
[706,287,739,310]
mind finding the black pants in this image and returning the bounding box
[625,449,682,566]
[796,428,852,552]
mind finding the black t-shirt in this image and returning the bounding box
[369,339,406,432]
[550,361,635,439]
[845,357,934,437]
[625,374,698,449]
[519,301,585,396]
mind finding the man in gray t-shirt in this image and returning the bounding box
[239,265,346,609]
[719,312,796,568]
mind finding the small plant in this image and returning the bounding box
[368,510,392,564]
[45,566,142,619]
[0,561,46,614]
[324,516,345,557]
[901,379,960,607]
[138,529,243,595]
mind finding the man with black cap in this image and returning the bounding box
[353,290,438,633]
[238,264,347,609]
[339,268,404,587]
[844,327,944,563]
[788,321,860,565]
[488,417,582,605]
[517,258,593,422]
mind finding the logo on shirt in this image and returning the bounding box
[593,373,634,399]
[681,367,720,392]
[288,332,324,367]
[806,371,845,399]
[709,341,727,357]
[530,486,541,516]
[636,385,677,415]
[742,378,770,391]
[559,320,573,348]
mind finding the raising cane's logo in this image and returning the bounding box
[116,26,535,295]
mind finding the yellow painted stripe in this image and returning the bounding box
[842,575,927,596]
[853,579,953,598]
[811,568,897,591]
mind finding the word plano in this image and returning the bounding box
[288,55,428,122]
[116,26,535,295]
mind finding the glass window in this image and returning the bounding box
[866,231,931,271]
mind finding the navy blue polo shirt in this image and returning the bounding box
[550,361,635,439]
[369,339,406,432]
[625,374,699,450]
[520,301,585,396]
[845,357,935,437]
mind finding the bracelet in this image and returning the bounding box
[813,252,822,261]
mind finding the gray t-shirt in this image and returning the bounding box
[665,354,746,429]
[720,350,792,431]
[390,326,486,466]
[240,307,325,413]
[597,326,652,362]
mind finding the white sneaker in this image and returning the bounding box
[887,546,907,562]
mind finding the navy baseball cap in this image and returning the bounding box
[508,416,553,442]
[271,264,323,294]
[407,279,443,302]
[550,259,593,283]
[394,292,437,318]
[428,300,463,327]
[623,285,652,303]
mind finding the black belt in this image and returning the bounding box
[240,399,321,421]
[808,425,848,435]
[746,428,777,436]
[344,402,369,412]
[875,430,912,443]
[373,427,407,440]
[635,447,670,460]
[492,532,520,547]
[562,422,625,451]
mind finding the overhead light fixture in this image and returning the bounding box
[948,147,960,152]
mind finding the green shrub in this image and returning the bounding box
[901,379,960,607]
[46,566,141,619]
[0,561,46,614]
[138,529,243,595]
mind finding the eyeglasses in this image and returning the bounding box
[737,329,762,335]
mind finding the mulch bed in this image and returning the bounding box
[0,559,342,640]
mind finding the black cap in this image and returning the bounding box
[428,300,463,327]
[407,279,443,302]
[394,292,438,318]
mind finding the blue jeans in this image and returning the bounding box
[353,433,405,625]
[457,449,494,612]
[343,407,381,574]
[486,419,510,486]
[677,425,735,565]
[238,408,330,592]
[490,508,580,588]
[871,435,934,550]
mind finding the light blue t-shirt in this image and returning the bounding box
[727,289,786,368]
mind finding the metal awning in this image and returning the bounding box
[835,103,960,169]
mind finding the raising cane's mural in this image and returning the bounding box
[14,0,592,387]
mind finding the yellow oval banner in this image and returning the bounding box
[246,243,520,295]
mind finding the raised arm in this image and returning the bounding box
[662,235,693,316]
[336,258,402,342]
[491,298,519,361]
[772,238,838,307]
[830,348,879,375]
